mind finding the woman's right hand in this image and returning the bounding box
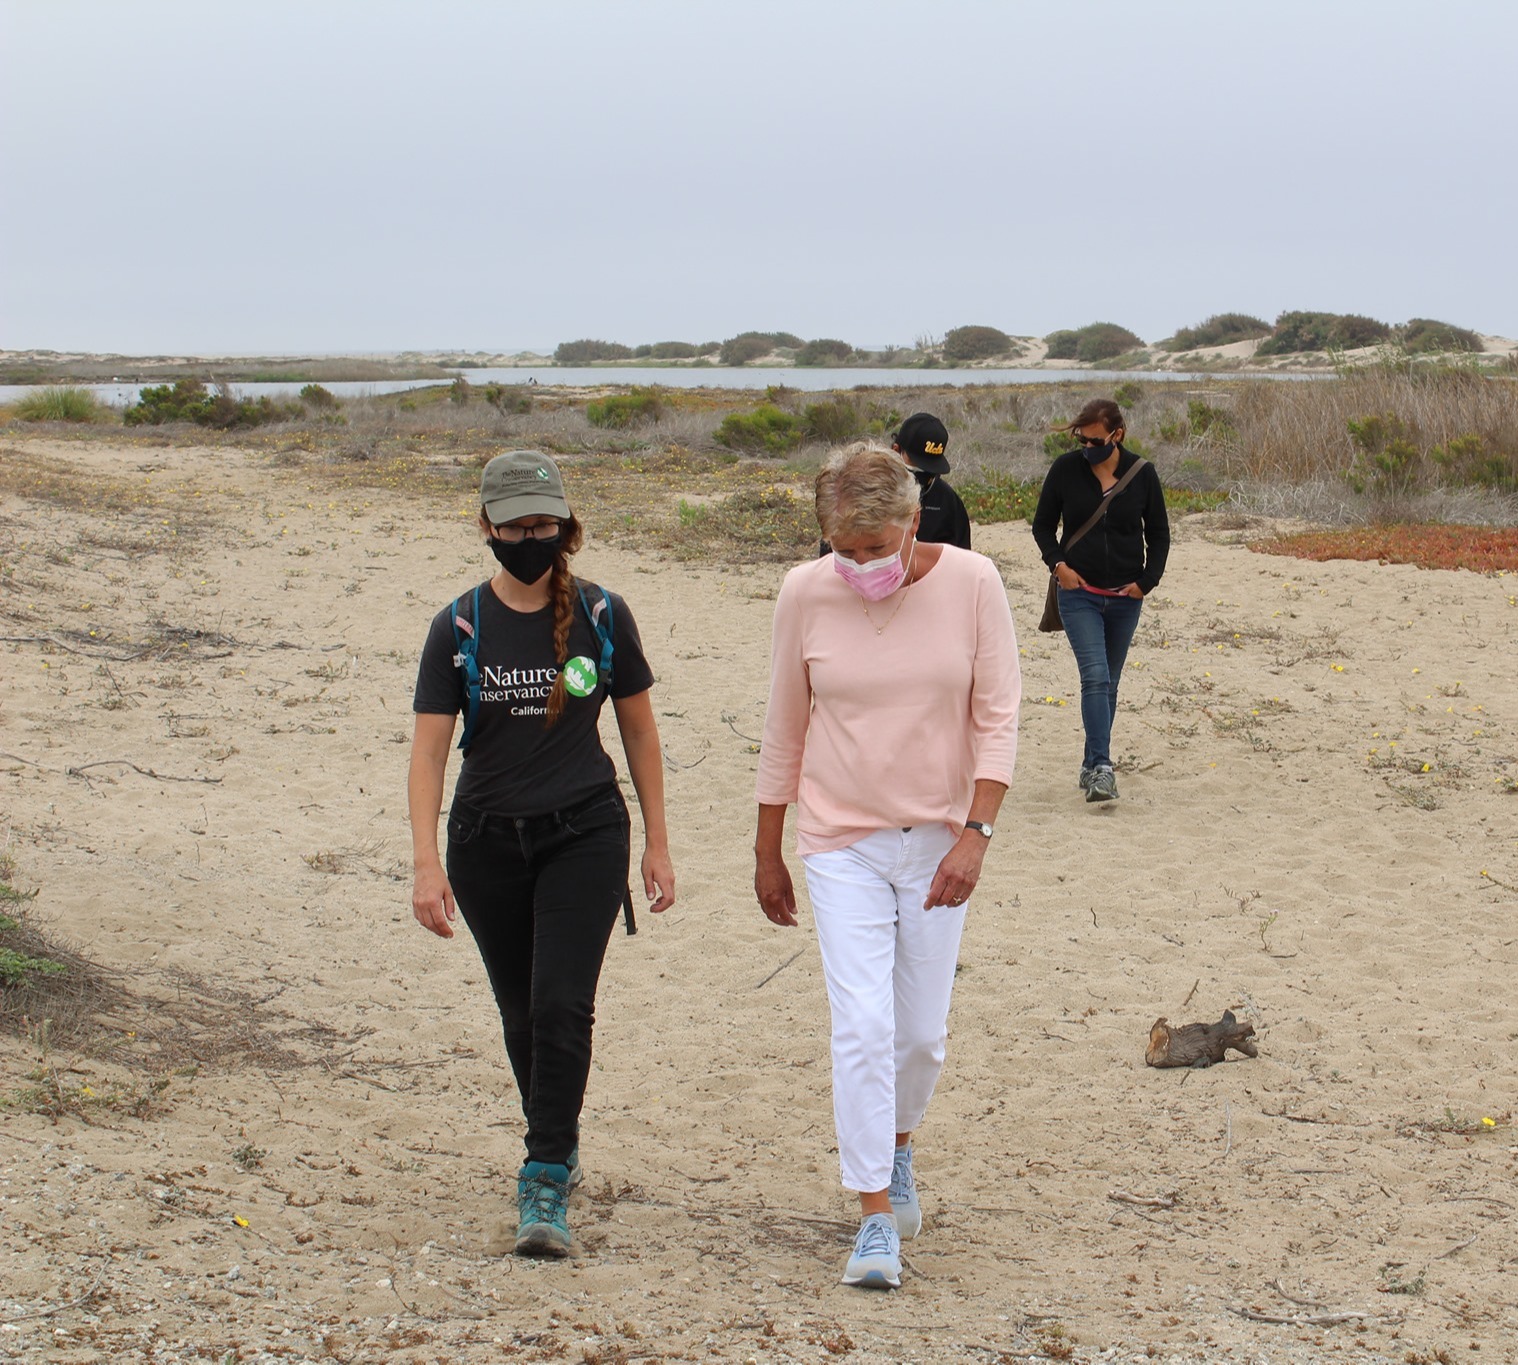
[755,854,798,927]
[1054,561,1086,590]
[412,862,457,938]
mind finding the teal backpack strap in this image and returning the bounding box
[574,581,616,688]
[451,586,483,752]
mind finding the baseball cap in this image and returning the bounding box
[479,451,571,524]
[893,413,950,474]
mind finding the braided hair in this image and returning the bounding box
[543,514,585,727]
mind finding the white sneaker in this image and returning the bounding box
[888,1143,922,1239]
[841,1213,901,1290]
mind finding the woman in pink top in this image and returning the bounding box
[754,444,1021,1290]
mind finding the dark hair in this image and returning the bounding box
[1068,398,1125,435]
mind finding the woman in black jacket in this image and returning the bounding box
[1031,399,1169,803]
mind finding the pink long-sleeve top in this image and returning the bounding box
[756,545,1021,855]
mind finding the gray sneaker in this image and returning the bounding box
[887,1144,922,1239]
[1086,766,1118,803]
[841,1212,901,1289]
[1079,767,1094,793]
[566,1144,582,1191]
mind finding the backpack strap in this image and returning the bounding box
[575,581,616,688]
[451,585,483,753]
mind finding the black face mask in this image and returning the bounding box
[489,534,561,584]
[912,469,938,491]
[1081,440,1116,464]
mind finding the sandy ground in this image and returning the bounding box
[2,437,1516,1365]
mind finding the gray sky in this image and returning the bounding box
[3,0,1514,354]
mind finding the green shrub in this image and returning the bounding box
[124,379,298,429]
[713,404,803,454]
[802,397,864,444]
[1401,318,1483,354]
[1043,330,1080,360]
[647,341,700,359]
[1160,313,1271,352]
[586,388,664,429]
[1346,412,1420,491]
[719,332,803,366]
[956,474,1042,524]
[1112,382,1144,407]
[299,383,338,409]
[1042,430,1079,459]
[796,338,853,367]
[943,325,1013,362]
[14,386,103,423]
[1258,311,1393,355]
[1075,323,1144,363]
[1187,399,1236,443]
[554,339,634,364]
[450,377,472,405]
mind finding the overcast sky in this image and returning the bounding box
[2,0,1513,355]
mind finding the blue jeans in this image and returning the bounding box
[1057,588,1143,772]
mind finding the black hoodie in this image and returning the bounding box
[1031,447,1170,593]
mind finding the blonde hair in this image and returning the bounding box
[815,442,918,540]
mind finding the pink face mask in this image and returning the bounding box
[834,529,916,602]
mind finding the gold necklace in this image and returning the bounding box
[859,537,917,635]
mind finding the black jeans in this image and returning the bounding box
[446,785,630,1166]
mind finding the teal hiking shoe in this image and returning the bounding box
[888,1143,922,1239]
[515,1161,572,1258]
[842,1212,901,1289]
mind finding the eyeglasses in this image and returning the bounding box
[491,520,562,543]
[1075,434,1112,447]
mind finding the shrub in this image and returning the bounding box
[713,404,803,454]
[299,383,338,409]
[554,339,634,364]
[586,387,664,429]
[802,397,864,444]
[483,383,532,414]
[670,487,818,561]
[13,386,103,422]
[719,332,803,366]
[449,377,472,405]
[956,473,1042,523]
[1112,382,1144,407]
[1160,313,1271,352]
[796,338,853,367]
[1042,430,1079,459]
[1187,399,1236,445]
[1401,318,1483,354]
[1345,411,1421,491]
[1043,330,1081,360]
[647,341,700,359]
[124,379,297,429]
[1075,323,1144,363]
[1258,311,1393,355]
[943,325,1013,362]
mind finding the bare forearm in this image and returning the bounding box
[408,755,447,869]
[622,727,669,852]
[756,803,789,858]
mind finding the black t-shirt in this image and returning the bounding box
[413,579,654,817]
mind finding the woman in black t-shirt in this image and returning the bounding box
[1031,399,1170,804]
[409,450,675,1259]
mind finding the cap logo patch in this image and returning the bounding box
[923,441,945,455]
[536,467,550,480]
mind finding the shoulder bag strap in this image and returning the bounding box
[1060,458,1148,554]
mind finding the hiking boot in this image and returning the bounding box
[1078,767,1094,793]
[1086,766,1118,803]
[888,1143,922,1239]
[841,1212,901,1290]
[514,1161,572,1258]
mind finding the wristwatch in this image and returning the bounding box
[964,820,994,839]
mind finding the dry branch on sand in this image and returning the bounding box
[1145,1010,1258,1068]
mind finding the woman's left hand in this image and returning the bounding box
[925,834,989,909]
[1119,582,1145,598]
[642,846,675,913]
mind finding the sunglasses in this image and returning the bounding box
[1075,434,1112,447]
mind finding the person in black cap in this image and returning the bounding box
[893,412,972,550]
[819,412,972,555]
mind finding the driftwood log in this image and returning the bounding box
[1146,1010,1258,1068]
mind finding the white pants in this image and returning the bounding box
[802,824,967,1194]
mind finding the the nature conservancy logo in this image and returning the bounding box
[561,656,598,698]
